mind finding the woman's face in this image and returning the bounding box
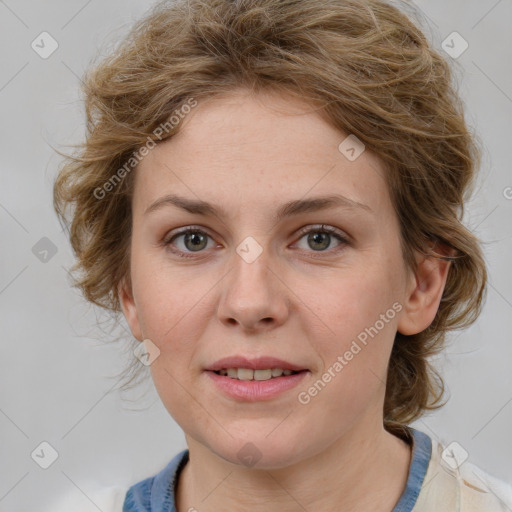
[120,88,419,468]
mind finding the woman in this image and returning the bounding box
[52,0,512,510]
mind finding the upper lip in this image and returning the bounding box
[205,356,308,372]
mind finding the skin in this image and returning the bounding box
[119,87,451,511]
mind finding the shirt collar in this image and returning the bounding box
[126,426,432,511]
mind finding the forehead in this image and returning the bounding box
[133,88,391,219]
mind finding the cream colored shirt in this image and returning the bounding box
[411,433,512,511]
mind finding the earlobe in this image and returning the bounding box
[397,253,452,336]
[118,276,143,341]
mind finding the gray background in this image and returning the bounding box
[1,0,511,510]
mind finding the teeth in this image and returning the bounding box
[215,368,299,381]
[238,368,254,381]
[254,369,272,380]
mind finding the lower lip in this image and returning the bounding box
[205,370,309,401]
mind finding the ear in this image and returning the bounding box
[397,248,452,336]
[118,275,143,341]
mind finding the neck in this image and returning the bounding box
[176,419,412,512]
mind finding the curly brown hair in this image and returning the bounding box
[53,0,487,431]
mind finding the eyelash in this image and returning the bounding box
[162,224,350,259]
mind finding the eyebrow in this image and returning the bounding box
[144,193,373,221]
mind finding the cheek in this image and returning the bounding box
[294,280,398,438]
[300,261,399,345]
[130,247,211,340]
[130,251,216,403]
[296,260,400,395]
[149,364,209,435]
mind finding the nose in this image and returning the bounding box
[216,246,289,333]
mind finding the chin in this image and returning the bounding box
[204,434,310,470]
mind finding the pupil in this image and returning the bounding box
[309,232,329,251]
[186,232,206,251]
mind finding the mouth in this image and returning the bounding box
[205,368,309,401]
[204,355,310,401]
[204,356,310,401]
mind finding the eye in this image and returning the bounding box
[294,225,349,254]
[163,227,216,258]
[163,224,350,259]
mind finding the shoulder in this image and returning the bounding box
[46,449,189,512]
[123,473,155,511]
[413,430,512,512]
[457,459,512,511]
[123,448,189,511]
[45,485,128,512]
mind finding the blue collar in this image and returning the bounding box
[123,448,189,512]
[123,427,431,512]
[392,426,432,511]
